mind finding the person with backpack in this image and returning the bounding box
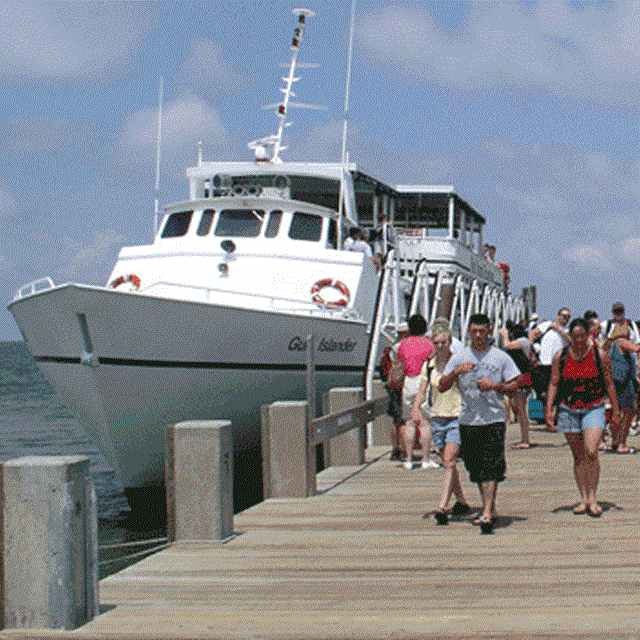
[379,323,409,461]
[603,323,640,453]
[499,322,534,449]
[529,308,571,429]
[546,318,621,517]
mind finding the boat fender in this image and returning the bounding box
[310,278,350,308]
[109,274,141,291]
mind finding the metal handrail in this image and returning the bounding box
[140,279,352,314]
[13,277,55,301]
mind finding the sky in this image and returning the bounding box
[1,0,639,340]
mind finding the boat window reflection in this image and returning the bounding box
[265,210,282,238]
[289,212,322,242]
[161,211,193,238]
[197,209,215,236]
[215,209,265,237]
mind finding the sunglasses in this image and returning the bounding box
[433,340,448,346]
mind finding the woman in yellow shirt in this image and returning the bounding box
[412,327,470,525]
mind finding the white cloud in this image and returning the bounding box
[0,185,18,221]
[618,237,640,266]
[358,2,640,103]
[561,242,615,272]
[120,92,230,165]
[0,2,153,79]
[57,229,127,282]
[182,39,244,94]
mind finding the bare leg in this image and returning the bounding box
[399,421,416,467]
[512,390,531,447]
[479,480,497,520]
[616,408,634,452]
[418,419,433,463]
[582,427,603,515]
[564,432,588,512]
[437,443,464,510]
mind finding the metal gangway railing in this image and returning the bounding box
[363,252,527,442]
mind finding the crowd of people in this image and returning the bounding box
[382,302,640,534]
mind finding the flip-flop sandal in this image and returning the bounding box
[434,510,448,525]
[587,505,603,518]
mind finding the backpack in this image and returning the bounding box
[378,346,393,382]
[609,340,636,391]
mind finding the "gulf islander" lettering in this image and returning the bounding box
[288,336,357,352]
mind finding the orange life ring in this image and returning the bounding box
[310,278,350,308]
[109,274,141,290]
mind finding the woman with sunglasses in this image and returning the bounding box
[413,326,470,524]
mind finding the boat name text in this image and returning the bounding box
[288,336,357,352]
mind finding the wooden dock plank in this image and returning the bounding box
[2,423,640,639]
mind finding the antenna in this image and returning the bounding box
[153,76,164,237]
[248,8,324,162]
[337,0,357,246]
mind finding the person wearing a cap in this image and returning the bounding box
[527,313,539,333]
[602,303,640,344]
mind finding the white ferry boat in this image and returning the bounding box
[8,9,527,503]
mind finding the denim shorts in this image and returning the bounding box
[556,403,605,434]
[430,416,461,450]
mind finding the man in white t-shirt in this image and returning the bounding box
[529,308,571,417]
[439,313,520,534]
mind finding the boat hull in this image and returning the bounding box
[9,285,370,504]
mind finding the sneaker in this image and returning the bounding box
[390,449,402,461]
[403,460,413,470]
[421,459,440,469]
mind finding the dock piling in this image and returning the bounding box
[165,420,234,541]
[1,455,98,630]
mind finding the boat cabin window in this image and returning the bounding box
[215,209,265,237]
[328,218,337,249]
[289,212,323,242]
[161,211,193,238]
[197,209,215,236]
[265,210,282,238]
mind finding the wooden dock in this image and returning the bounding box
[2,422,640,640]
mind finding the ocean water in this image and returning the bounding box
[0,341,165,576]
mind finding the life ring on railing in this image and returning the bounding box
[310,278,350,308]
[109,274,141,291]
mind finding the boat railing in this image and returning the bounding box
[139,279,352,315]
[13,277,56,301]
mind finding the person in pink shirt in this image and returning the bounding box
[396,314,437,469]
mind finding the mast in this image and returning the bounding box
[248,8,323,163]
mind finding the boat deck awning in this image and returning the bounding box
[394,185,486,229]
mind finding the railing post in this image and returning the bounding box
[261,401,312,498]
